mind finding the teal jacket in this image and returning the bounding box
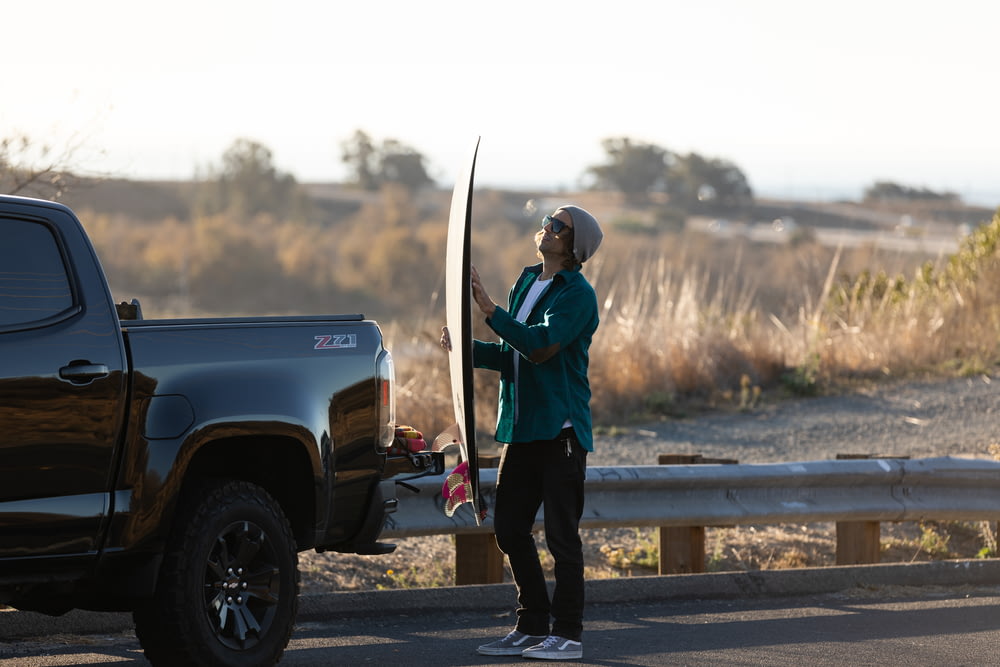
[473,263,599,451]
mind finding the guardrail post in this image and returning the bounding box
[836,520,881,564]
[834,454,908,565]
[657,454,738,574]
[454,455,505,585]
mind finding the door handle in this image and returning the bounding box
[59,363,111,384]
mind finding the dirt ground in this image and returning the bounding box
[298,519,998,593]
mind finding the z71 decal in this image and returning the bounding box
[314,334,358,350]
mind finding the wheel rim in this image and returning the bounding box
[203,519,282,650]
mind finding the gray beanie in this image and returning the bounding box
[557,205,603,264]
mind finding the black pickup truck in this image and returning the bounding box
[0,194,441,665]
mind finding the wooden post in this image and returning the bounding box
[657,454,737,574]
[836,521,881,565]
[659,525,706,574]
[454,455,505,585]
[833,454,909,565]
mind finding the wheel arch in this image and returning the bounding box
[181,435,318,550]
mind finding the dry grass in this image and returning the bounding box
[387,207,1000,439]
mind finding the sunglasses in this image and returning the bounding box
[542,215,572,234]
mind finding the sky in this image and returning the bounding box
[4,0,999,206]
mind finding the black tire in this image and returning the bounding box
[134,480,300,666]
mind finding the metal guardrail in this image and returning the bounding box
[383,456,1000,538]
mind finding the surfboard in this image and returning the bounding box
[433,136,484,524]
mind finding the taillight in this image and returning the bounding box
[376,350,396,452]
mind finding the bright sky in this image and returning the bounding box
[5,0,999,205]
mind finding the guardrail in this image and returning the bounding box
[384,456,1000,583]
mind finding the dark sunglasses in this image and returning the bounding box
[542,215,572,234]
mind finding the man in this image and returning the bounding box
[442,205,603,660]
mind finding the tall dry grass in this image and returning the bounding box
[387,208,1000,442]
[813,210,1000,380]
[587,246,786,423]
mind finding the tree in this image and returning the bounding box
[379,139,434,190]
[667,152,754,211]
[340,130,435,191]
[584,137,673,202]
[195,138,309,220]
[339,130,379,191]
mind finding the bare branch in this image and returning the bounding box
[1,130,106,201]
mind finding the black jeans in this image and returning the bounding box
[493,427,588,641]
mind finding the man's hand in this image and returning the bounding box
[470,265,496,318]
[439,326,452,352]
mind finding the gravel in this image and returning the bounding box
[590,374,999,466]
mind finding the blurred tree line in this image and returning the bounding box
[2,128,969,323]
[863,181,959,202]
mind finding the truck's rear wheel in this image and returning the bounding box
[134,480,299,666]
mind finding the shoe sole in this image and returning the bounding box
[522,645,583,660]
[522,652,584,660]
[477,635,548,656]
[477,647,529,656]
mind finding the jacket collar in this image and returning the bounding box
[524,262,583,283]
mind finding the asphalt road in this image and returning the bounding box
[3,562,999,666]
[2,589,999,666]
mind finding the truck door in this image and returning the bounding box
[0,209,128,561]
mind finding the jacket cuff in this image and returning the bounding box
[487,305,512,333]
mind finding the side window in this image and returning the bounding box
[0,219,75,328]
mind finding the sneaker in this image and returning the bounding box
[477,630,548,656]
[522,635,583,660]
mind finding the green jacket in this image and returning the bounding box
[473,263,599,451]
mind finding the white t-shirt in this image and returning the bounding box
[512,276,551,425]
[514,276,552,323]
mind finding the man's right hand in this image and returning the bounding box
[440,326,452,352]
[470,265,497,318]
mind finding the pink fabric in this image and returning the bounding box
[442,461,472,517]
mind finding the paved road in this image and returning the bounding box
[3,564,1000,666]
[2,588,999,666]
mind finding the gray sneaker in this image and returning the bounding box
[477,630,548,656]
[522,635,583,660]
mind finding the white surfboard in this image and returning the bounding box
[433,137,484,524]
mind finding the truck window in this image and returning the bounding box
[0,219,74,328]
